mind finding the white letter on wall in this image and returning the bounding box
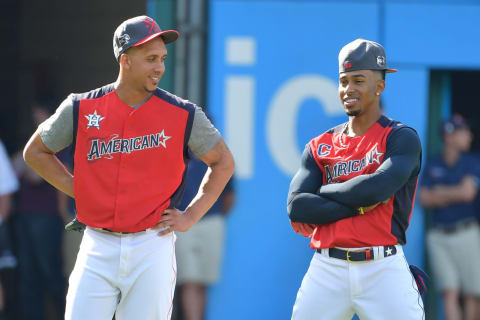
[225,37,256,179]
[266,75,344,177]
[225,77,255,178]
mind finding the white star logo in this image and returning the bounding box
[369,145,384,165]
[385,247,393,256]
[158,129,171,148]
[85,110,105,130]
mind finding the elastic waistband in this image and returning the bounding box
[316,245,402,262]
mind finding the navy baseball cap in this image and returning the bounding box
[339,39,398,74]
[442,114,470,134]
[113,15,179,62]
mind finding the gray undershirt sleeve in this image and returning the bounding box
[188,106,221,156]
[38,95,74,153]
[38,95,221,156]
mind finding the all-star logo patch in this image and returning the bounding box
[377,55,386,67]
[117,34,130,48]
[85,110,105,130]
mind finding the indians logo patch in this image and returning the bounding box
[85,110,105,130]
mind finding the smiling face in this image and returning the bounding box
[338,70,385,117]
[120,37,168,93]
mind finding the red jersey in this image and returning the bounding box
[72,84,194,232]
[309,116,419,248]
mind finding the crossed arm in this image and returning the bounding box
[287,127,422,225]
[287,145,357,224]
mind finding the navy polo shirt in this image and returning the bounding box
[421,153,480,227]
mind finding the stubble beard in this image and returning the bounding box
[144,86,156,93]
[346,109,361,117]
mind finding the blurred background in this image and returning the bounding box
[1,0,479,319]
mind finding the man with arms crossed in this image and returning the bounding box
[23,15,234,320]
[288,39,424,319]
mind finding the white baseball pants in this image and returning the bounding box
[65,227,176,320]
[292,246,425,320]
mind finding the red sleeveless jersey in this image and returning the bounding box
[309,116,418,248]
[72,84,194,232]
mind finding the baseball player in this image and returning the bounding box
[287,39,425,319]
[23,15,234,320]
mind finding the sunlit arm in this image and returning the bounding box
[184,138,235,226]
[23,131,74,198]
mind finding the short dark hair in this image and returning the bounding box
[377,70,386,80]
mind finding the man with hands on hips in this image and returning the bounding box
[23,15,234,320]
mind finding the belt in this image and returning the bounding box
[92,226,170,236]
[92,227,149,236]
[433,220,477,234]
[316,245,399,262]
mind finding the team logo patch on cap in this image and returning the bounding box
[377,56,386,67]
[85,110,105,130]
[117,34,130,48]
[344,61,352,69]
[142,17,160,34]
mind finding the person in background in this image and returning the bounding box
[0,138,19,318]
[419,114,480,320]
[175,152,235,320]
[11,104,68,320]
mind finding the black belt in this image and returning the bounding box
[317,245,398,262]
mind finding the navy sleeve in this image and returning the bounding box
[317,127,422,208]
[287,145,357,224]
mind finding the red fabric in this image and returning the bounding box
[365,249,372,260]
[290,221,316,238]
[74,91,189,232]
[309,121,398,248]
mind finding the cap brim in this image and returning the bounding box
[133,30,180,47]
[386,68,398,73]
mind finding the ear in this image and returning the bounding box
[119,53,131,70]
[375,79,386,96]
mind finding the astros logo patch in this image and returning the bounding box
[85,110,105,130]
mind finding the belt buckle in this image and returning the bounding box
[346,250,353,262]
[346,248,372,262]
[346,249,361,262]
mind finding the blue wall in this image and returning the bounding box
[206,1,480,319]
